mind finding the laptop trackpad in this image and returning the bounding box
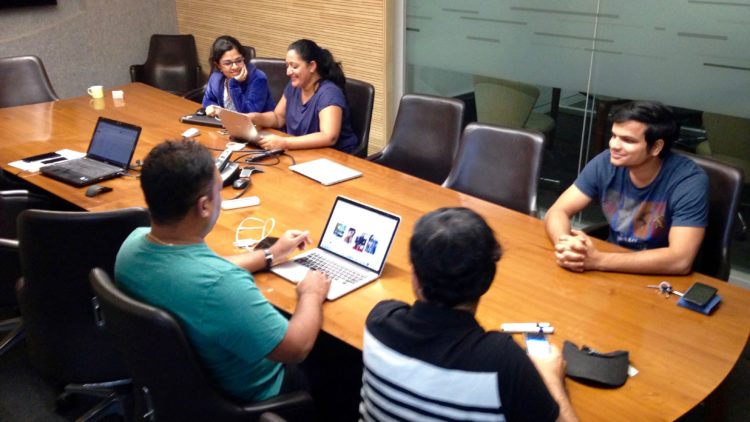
[271,261,308,283]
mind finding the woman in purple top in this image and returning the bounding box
[249,39,358,153]
[202,35,275,117]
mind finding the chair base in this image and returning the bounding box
[0,317,24,357]
[58,379,131,422]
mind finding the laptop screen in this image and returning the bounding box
[318,196,401,273]
[86,117,141,168]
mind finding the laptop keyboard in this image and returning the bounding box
[53,158,121,177]
[295,252,367,284]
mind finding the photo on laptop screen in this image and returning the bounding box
[318,198,399,273]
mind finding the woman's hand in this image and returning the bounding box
[258,134,289,151]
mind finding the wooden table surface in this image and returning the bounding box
[2,83,749,421]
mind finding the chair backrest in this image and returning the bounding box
[345,78,375,158]
[473,75,539,128]
[674,150,744,280]
[702,112,750,165]
[89,268,312,421]
[375,94,465,184]
[0,55,59,108]
[444,123,545,215]
[16,207,150,383]
[251,58,288,104]
[132,34,202,95]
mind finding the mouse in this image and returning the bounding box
[85,184,113,197]
[232,178,250,190]
[182,127,200,138]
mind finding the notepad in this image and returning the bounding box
[289,158,362,186]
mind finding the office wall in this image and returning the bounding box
[0,0,178,99]
[175,0,391,153]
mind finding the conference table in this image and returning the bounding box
[2,83,749,421]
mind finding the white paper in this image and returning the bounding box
[8,149,85,173]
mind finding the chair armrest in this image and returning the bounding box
[182,86,206,103]
[239,391,313,420]
[130,65,144,83]
[582,221,610,240]
[366,151,383,162]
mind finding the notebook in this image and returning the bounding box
[41,117,141,187]
[272,196,401,300]
[218,108,260,143]
[289,158,362,186]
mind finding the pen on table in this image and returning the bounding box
[500,322,555,334]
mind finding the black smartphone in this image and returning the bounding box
[254,236,279,250]
[683,282,718,307]
[22,151,60,162]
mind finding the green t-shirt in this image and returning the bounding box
[115,227,288,402]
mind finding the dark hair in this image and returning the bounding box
[209,35,246,72]
[288,39,346,92]
[141,140,216,225]
[612,101,679,157]
[410,208,502,307]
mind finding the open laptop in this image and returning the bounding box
[218,108,260,144]
[41,117,141,187]
[272,196,401,300]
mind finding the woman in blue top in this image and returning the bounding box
[202,35,275,117]
[248,39,358,153]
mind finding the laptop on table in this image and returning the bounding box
[41,117,141,187]
[218,108,261,144]
[272,196,401,300]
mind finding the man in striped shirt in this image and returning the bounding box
[360,208,578,421]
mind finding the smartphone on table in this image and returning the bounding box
[525,332,551,357]
[682,282,718,307]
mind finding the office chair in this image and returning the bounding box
[0,55,59,108]
[89,268,314,422]
[675,151,744,281]
[182,46,257,104]
[16,207,150,419]
[444,123,545,215]
[368,94,465,184]
[473,75,555,140]
[345,78,375,158]
[251,58,288,104]
[130,34,202,96]
[0,190,71,356]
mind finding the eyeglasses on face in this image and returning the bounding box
[220,58,245,67]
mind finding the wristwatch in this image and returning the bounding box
[263,248,273,270]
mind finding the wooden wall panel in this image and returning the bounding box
[175,0,390,153]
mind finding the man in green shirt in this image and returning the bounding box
[115,139,330,402]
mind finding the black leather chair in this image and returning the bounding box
[89,268,314,422]
[345,78,375,158]
[0,190,71,356]
[16,207,150,419]
[0,55,59,108]
[183,46,257,104]
[675,151,744,280]
[369,94,465,184]
[444,123,545,215]
[251,58,288,104]
[130,34,202,96]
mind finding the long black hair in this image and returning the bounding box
[288,39,346,93]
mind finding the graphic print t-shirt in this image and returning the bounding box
[575,151,708,250]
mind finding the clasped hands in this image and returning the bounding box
[554,229,600,272]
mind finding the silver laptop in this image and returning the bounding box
[272,196,401,300]
[41,117,141,187]
[218,108,260,143]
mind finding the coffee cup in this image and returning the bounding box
[87,85,104,99]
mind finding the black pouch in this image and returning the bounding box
[562,341,629,388]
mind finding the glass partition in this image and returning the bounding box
[404,0,750,274]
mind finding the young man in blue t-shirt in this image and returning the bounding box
[544,101,708,275]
